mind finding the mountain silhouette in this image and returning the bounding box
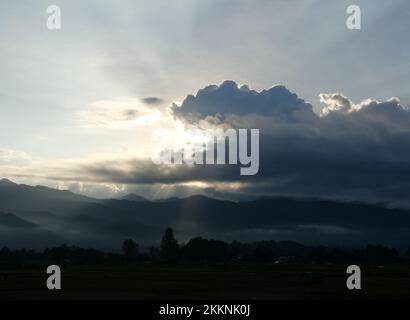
[121,193,147,202]
[0,178,97,215]
[1,179,410,250]
[0,211,35,228]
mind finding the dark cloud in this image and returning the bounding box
[19,81,410,208]
[172,80,316,124]
[161,84,410,207]
[141,97,164,105]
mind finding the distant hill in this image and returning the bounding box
[0,178,97,215]
[2,179,410,250]
[153,197,180,202]
[0,211,35,228]
[0,208,65,249]
[121,193,147,202]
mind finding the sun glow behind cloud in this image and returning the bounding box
[0,0,409,202]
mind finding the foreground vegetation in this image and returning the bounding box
[1,228,410,299]
[1,228,409,268]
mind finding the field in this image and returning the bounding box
[0,263,409,300]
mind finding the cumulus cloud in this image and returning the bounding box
[172,80,316,126]
[319,93,406,117]
[319,93,352,115]
[4,81,410,207]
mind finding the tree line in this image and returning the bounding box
[1,228,409,268]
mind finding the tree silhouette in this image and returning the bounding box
[183,237,228,262]
[122,239,139,263]
[160,228,179,263]
[365,244,398,264]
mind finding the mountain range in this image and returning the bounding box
[1,179,410,251]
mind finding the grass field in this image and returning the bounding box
[0,264,409,300]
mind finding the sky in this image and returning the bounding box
[1,0,410,203]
